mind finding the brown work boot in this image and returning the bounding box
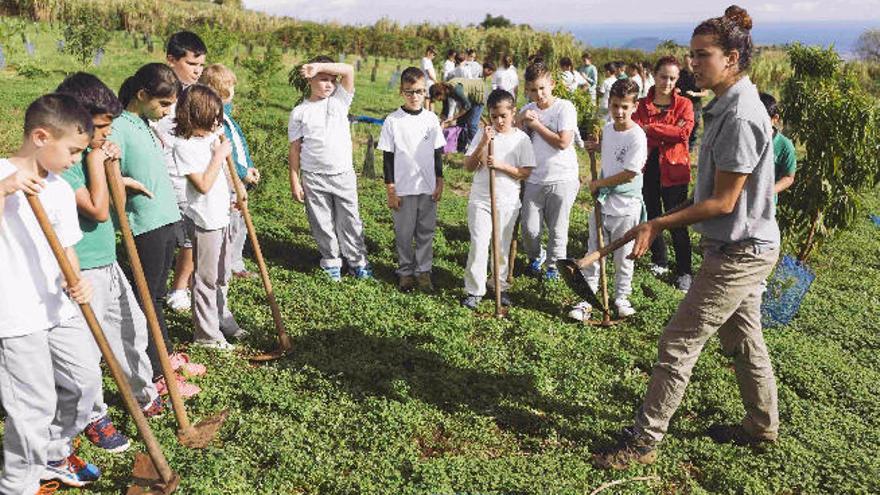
[416,272,434,292]
[398,275,416,292]
[707,424,777,449]
[593,427,658,470]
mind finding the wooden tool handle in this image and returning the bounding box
[487,138,503,317]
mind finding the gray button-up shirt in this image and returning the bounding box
[694,76,780,247]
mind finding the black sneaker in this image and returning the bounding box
[499,292,512,307]
[593,427,658,470]
[707,424,777,448]
[461,295,482,310]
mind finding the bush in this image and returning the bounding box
[62,11,111,67]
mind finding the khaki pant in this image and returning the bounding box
[634,240,780,443]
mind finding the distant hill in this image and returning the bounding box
[622,37,663,52]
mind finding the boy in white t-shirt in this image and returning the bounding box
[598,62,618,119]
[173,85,245,350]
[0,94,105,491]
[570,79,647,321]
[421,46,438,92]
[518,61,582,281]
[461,89,536,309]
[379,67,446,292]
[442,49,457,81]
[560,56,588,93]
[288,56,372,281]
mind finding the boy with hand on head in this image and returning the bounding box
[0,94,105,490]
[518,61,581,281]
[570,79,647,321]
[288,56,372,281]
[379,67,446,292]
[56,73,163,456]
[461,89,536,309]
[759,92,796,202]
[199,64,261,279]
[157,31,208,313]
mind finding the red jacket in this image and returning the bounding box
[633,87,694,187]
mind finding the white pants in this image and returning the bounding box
[229,209,248,274]
[580,211,639,300]
[520,179,580,268]
[302,170,369,269]
[83,263,158,421]
[0,317,102,494]
[464,201,519,297]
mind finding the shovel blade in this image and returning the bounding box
[128,453,180,494]
[247,346,291,363]
[177,409,230,448]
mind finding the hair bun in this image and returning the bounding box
[724,5,753,31]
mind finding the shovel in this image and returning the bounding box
[105,159,228,449]
[506,187,524,285]
[487,137,507,318]
[586,149,617,327]
[222,141,292,362]
[26,194,179,495]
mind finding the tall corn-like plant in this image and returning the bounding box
[779,44,880,260]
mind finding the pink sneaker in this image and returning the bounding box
[155,373,201,399]
[168,352,206,377]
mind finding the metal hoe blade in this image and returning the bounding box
[177,409,230,448]
[247,343,292,363]
[127,453,180,495]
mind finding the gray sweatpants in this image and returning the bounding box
[520,179,580,268]
[464,201,519,297]
[634,240,780,443]
[0,316,102,494]
[83,262,158,422]
[580,211,639,300]
[393,194,437,276]
[302,169,369,269]
[188,219,239,345]
[229,208,248,274]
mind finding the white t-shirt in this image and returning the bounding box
[599,76,617,114]
[462,61,483,80]
[421,57,437,89]
[599,122,647,217]
[521,98,580,184]
[492,66,519,94]
[442,59,456,81]
[0,160,82,338]
[288,86,354,175]
[630,74,644,96]
[641,74,655,99]
[561,70,587,92]
[154,102,188,204]
[174,133,232,230]
[465,127,536,208]
[377,108,446,196]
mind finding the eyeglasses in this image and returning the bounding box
[402,89,427,97]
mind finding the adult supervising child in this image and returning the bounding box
[0,94,104,490]
[379,67,446,292]
[569,79,647,321]
[518,61,581,280]
[288,56,372,281]
[461,89,536,309]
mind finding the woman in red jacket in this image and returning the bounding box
[634,56,695,292]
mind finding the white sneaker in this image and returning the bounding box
[166,289,190,312]
[615,298,636,318]
[649,264,670,276]
[193,340,235,351]
[568,301,593,322]
[676,274,693,293]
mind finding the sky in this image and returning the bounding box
[242,0,880,26]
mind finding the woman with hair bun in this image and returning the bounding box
[595,5,781,469]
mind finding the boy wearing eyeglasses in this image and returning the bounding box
[378,67,446,292]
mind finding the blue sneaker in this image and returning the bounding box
[525,258,544,277]
[42,454,101,487]
[83,415,130,453]
[352,264,373,280]
[322,266,342,282]
[544,266,560,281]
[461,295,482,310]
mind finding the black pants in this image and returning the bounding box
[131,221,180,380]
[643,151,692,276]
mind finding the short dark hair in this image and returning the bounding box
[166,31,207,59]
[609,79,640,102]
[582,51,592,60]
[603,62,615,73]
[24,93,94,139]
[446,49,456,58]
[173,85,223,139]
[119,63,181,107]
[487,89,515,109]
[309,55,334,64]
[466,48,476,56]
[483,61,496,72]
[55,72,123,118]
[425,45,436,55]
[559,57,573,69]
[759,92,779,118]
[400,66,424,86]
[525,61,551,82]
[429,83,448,102]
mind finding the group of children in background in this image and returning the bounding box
[0,28,799,491]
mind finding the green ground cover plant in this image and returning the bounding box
[0,24,878,495]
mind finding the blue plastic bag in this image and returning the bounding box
[870,214,880,227]
[761,254,815,327]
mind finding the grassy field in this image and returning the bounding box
[1,26,879,494]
